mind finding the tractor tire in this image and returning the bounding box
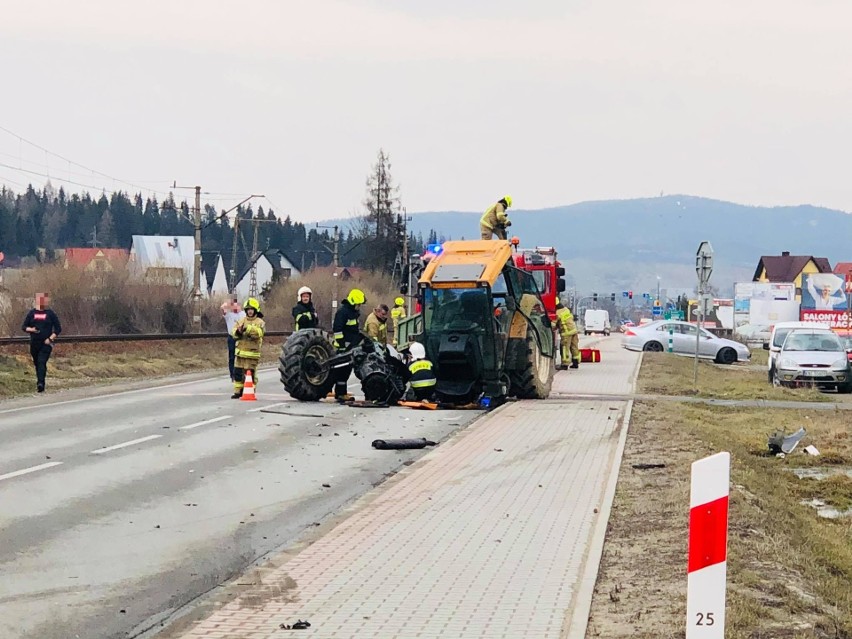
[279,328,336,401]
[356,350,406,404]
[509,331,555,399]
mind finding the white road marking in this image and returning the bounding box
[180,415,232,430]
[0,367,278,416]
[91,435,162,455]
[0,461,63,482]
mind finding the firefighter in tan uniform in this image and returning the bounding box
[480,195,512,240]
[364,304,389,344]
[231,298,265,397]
[555,300,580,369]
[390,297,406,346]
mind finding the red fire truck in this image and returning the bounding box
[509,238,566,322]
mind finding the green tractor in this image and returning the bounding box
[278,240,555,405]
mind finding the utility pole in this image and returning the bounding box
[249,220,260,298]
[89,225,99,248]
[316,223,340,326]
[193,185,202,328]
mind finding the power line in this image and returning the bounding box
[0,124,171,199]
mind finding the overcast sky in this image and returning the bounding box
[1,0,851,221]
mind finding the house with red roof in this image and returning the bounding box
[63,248,129,273]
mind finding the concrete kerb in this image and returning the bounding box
[562,351,642,639]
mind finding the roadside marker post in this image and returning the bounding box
[668,325,674,353]
[686,451,730,639]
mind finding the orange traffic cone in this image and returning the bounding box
[241,370,257,401]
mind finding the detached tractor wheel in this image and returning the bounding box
[509,331,555,399]
[279,328,336,401]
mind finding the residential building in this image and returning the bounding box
[129,235,197,291]
[233,249,300,299]
[752,251,832,300]
[62,248,129,272]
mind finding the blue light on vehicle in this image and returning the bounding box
[427,243,443,255]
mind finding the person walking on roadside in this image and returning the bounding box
[555,300,580,369]
[479,195,513,240]
[390,297,406,346]
[231,298,265,399]
[292,286,319,331]
[332,289,365,401]
[221,297,245,381]
[364,304,389,345]
[21,292,61,393]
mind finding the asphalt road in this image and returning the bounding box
[0,369,481,639]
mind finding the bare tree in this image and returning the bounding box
[359,149,404,273]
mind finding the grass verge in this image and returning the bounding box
[587,390,852,637]
[0,337,285,400]
[638,351,831,402]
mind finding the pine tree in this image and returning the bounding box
[360,149,403,273]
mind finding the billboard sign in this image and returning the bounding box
[800,273,850,329]
[734,282,797,327]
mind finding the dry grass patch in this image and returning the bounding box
[0,337,285,399]
[638,351,830,402]
[587,401,852,638]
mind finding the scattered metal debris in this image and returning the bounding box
[372,438,437,450]
[768,427,807,455]
[280,619,311,630]
[632,463,666,470]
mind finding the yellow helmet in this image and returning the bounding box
[394,297,405,307]
[503,195,513,208]
[347,289,366,306]
[243,297,260,315]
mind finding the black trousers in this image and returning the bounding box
[227,336,237,380]
[30,341,52,388]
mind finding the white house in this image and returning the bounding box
[234,250,300,299]
[129,235,198,293]
[208,254,230,297]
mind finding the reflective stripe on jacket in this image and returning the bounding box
[408,359,436,388]
[333,301,361,350]
[233,316,265,359]
[555,307,578,338]
[479,202,508,230]
[292,302,318,331]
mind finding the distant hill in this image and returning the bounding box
[399,195,852,296]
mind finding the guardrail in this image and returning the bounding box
[0,331,293,346]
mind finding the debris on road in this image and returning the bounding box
[372,438,437,450]
[768,427,807,455]
[321,483,331,488]
[632,463,666,470]
[804,445,820,456]
[280,619,311,630]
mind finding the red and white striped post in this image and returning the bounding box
[686,451,730,638]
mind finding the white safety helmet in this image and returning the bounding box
[409,342,426,360]
[297,286,313,301]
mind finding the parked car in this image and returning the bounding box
[763,321,830,383]
[584,309,611,336]
[621,320,750,364]
[773,328,852,392]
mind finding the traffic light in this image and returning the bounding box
[628,291,633,299]
[610,293,616,302]
[593,293,598,302]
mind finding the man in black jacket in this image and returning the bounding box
[21,293,62,393]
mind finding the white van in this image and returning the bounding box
[764,321,830,382]
[584,309,611,336]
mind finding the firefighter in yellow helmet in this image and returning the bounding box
[480,195,512,240]
[231,298,265,398]
[555,300,580,369]
[331,288,365,400]
[390,296,407,346]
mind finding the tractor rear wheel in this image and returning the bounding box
[509,331,555,399]
[279,328,336,401]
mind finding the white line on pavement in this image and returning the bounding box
[91,435,162,455]
[0,461,64,482]
[0,367,278,417]
[180,415,232,430]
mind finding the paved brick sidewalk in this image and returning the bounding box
[175,339,640,639]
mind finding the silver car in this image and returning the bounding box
[621,320,751,364]
[774,328,852,392]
